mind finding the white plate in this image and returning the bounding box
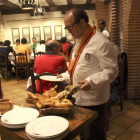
[26,116,69,138]
[26,128,70,140]
[2,121,26,129]
[1,108,39,125]
[40,75,64,82]
[0,105,22,117]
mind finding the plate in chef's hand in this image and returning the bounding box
[40,75,64,82]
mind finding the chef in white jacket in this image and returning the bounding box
[58,9,118,140]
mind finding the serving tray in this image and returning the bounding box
[25,98,72,116]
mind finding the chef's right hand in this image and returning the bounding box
[56,74,63,79]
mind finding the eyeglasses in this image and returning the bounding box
[64,19,81,30]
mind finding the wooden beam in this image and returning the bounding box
[104,0,111,4]
[1,9,34,15]
[0,0,19,8]
[0,5,10,10]
[1,4,95,15]
[45,0,55,7]
[86,0,92,4]
[67,0,72,5]
[49,4,95,11]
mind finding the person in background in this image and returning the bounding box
[13,39,20,53]
[0,41,4,46]
[98,19,110,38]
[35,40,46,53]
[57,9,118,140]
[57,40,69,62]
[60,37,71,58]
[34,40,67,93]
[30,37,39,51]
[0,40,14,73]
[17,38,32,62]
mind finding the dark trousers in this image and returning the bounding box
[80,102,107,140]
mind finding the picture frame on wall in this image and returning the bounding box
[22,27,30,43]
[65,30,73,41]
[43,26,52,41]
[32,27,41,42]
[11,28,20,44]
[54,25,62,40]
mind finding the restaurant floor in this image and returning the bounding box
[1,78,140,140]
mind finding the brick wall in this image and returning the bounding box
[95,0,140,99]
[122,0,140,99]
[0,11,5,42]
[95,2,109,30]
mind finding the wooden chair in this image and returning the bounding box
[0,53,10,81]
[33,49,45,60]
[117,53,127,111]
[0,77,3,99]
[14,51,29,81]
[30,68,64,94]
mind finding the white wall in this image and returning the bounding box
[3,10,95,46]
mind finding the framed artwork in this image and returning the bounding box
[65,30,73,41]
[32,27,41,42]
[22,27,30,43]
[11,28,20,44]
[54,25,62,40]
[43,26,52,41]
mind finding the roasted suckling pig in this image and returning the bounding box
[27,85,79,109]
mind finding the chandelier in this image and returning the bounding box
[34,0,46,16]
[19,0,35,10]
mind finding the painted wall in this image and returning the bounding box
[3,10,95,46]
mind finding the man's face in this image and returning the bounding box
[98,21,105,30]
[32,39,36,43]
[64,12,83,39]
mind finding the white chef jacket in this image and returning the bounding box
[35,44,46,53]
[62,31,119,106]
[102,27,110,38]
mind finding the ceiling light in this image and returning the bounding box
[34,0,45,16]
[19,0,35,10]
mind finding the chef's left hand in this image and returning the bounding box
[77,80,90,90]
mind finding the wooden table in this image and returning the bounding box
[0,105,98,140]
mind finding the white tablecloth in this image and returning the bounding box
[8,52,15,65]
[26,73,37,92]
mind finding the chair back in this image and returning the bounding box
[0,53,7,69]
[15,51,28,65]
[30,67,64,94]
[14,51,29,80]
[0,77,3,99]
[33,49,45,59]
[118,53,127,92]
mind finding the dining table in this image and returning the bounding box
[0,102,98,140]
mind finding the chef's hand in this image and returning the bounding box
[56,74,63,78]
[77,80,90,90]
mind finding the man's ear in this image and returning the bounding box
[53,47,57,54]
[80,18,86,27]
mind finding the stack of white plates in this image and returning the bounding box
[25,116,70,140]
[1,108,39,129]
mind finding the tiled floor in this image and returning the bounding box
[1,78,140,140]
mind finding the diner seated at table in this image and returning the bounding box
[13,39,20,53]
[57,40,69,62]
[0,40,15,76]
[35,40,46,53]
[17,38,32,62]
[0,41,4,46]
[34,40,67,93]
[60,37,71,58]
[30,37,39,51]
